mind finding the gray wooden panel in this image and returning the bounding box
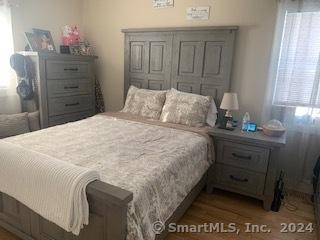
[47,79,92,97]
[171,30,237,104]
[178,41,203,76]
[203,42,222,76]
[124,32,173,98]
[149,42,165,73]
[217,140,270,173]
[46,61,90,79]
[0,193,31,235]
[129,42,146,73]
[215,163,266,196]
[48,95,93,117]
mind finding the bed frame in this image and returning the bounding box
[0,26,237,240]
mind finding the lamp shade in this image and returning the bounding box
[220,93,239,110]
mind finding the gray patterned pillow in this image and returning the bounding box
[122,86,167,119]
[160,88,212,127]
[0,113,30,139]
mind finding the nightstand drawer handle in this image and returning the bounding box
[230,175,248,182]
[232,153,252,160]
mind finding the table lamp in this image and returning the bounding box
[219,93,239,129]
[220,93,239,118]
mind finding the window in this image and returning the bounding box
[273,12,320,108]
[0,2,14,89]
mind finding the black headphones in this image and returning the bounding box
[10,53,34,100]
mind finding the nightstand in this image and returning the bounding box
[208,127,286,210]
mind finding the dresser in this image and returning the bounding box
[208,127,286,210]
[21,52,97,128]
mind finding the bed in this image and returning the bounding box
[0,26,238,240]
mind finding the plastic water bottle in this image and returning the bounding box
[242,112,250,131]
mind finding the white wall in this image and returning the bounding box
[6,0,278,123]
[11,0,83,51]
[0,0,83,114]
[81,0,278,124]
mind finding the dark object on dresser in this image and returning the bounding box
[19,52,97,128]
[271,171,285,212]
[60,45,71,54]
[208,127,286,210]
[10,54,35,100]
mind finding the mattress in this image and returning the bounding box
[5,113,212,240]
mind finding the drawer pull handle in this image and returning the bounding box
[232,153,252,160]
[64,86,79,89]
[230,175,248,182]
[65,102,80,107]
[64,68,79,71]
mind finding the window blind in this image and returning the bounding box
[273,12,320,108]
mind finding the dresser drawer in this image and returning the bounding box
[47,79,93,97]
[46,61,90,79]
[48,95,93,116]
[48,110,94,127]
[217,141,270,173]
[215,164,265,196]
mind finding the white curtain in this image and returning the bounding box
[264,0,320,193]
[0,0,20,114]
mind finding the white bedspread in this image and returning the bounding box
[5,114,212,240]
[0,141,100,235]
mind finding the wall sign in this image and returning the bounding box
[153,0,174,9]
[186,7,211,20]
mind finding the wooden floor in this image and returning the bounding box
[0,190,316,240]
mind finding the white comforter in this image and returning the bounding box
[0,141,99,235]
[5,114,212,240]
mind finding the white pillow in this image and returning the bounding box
[206,100,218,127]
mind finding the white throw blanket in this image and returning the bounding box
[0,140,100,235]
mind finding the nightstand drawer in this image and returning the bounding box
[215,164,265,196]
[217,141,270,173]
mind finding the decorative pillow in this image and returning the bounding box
[28,111,41,131]
[160,88,212,127]
[206,100,218,127]
[122,86,167,119]
[0,113,30,139]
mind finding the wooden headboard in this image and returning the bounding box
[122,26,238,105]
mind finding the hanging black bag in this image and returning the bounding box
[10,53,34,100]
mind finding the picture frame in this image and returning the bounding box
[153,0,174,9]
[31,28,56,52]
[24,32,39,51]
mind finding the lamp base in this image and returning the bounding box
[225,110,233,118]
[218,125,235,131]
[219,115,234,130]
